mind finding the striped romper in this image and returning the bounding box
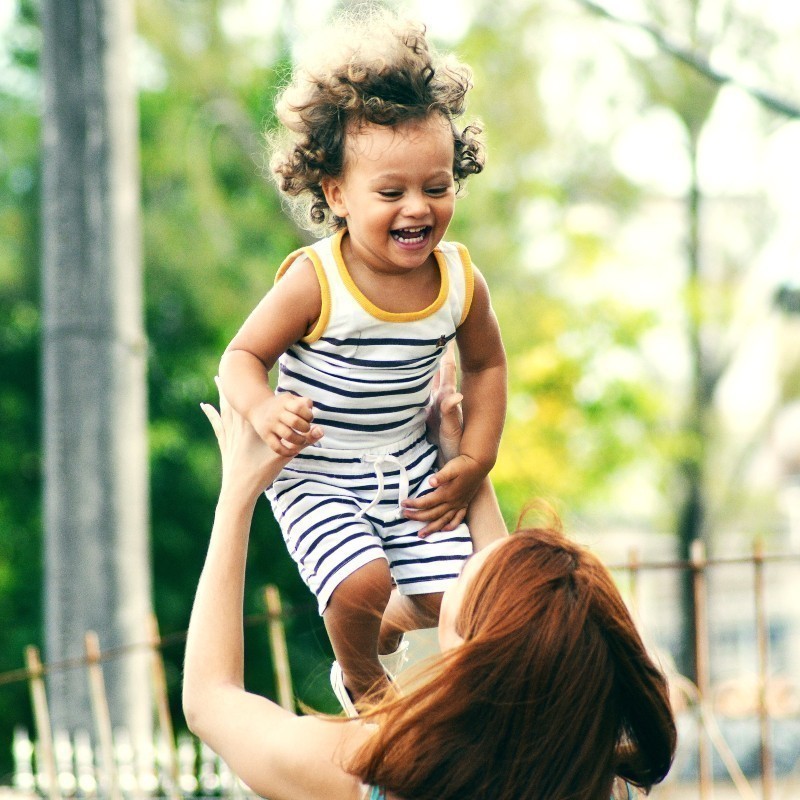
[266,228,475,614]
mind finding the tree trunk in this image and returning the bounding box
[675,127,709,682]
[41,0,152,737]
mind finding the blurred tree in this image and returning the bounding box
[0,0,44,776]
[41,0,152,735]
[456,0,800,679]
[450,1,666,518]
[577,0,800,677]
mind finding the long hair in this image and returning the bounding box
[269,5,484,231]
[348,528,676,800]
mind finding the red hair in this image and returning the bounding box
[349,527,676,799]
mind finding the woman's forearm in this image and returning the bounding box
[467,477,508,550]
[183,487,255,729]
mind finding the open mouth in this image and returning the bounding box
[391,225,431,245]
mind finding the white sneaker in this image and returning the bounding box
[330,661,359,717]
[378,637,410,681]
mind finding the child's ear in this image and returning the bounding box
[321,177,348,218]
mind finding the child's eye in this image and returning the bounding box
[378,190,402,199]
[425,186,450,196]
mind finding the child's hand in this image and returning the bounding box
[402,453,488,537]
[201,379,300,499]
[251,393,323,457]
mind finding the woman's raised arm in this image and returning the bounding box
[182,383,368,800]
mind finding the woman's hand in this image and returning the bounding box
[407,344,469,536]
[201,377,322,502]
[426,343,464,466]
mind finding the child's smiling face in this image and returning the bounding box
[322,113,456,275]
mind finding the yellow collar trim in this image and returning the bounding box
[332,228,449,322]
[274,246,331,344]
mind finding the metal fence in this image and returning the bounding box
[608,541,800,799]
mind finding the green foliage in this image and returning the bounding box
[137,2,336,722]
[0,0,336,771]
[0,83,41,778]
[449,0,667,522]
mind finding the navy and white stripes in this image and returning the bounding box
[267,432,472,614]
[265,230,475,613]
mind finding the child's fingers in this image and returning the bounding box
[402,491,434,511]
[442,507,467,531]
[269,424,322,456]
[418,509,457,538]
[277,438,306,456]
[273,423,308,446]
[279,409,313,434]
[283,395,314,421]
[268,433,304,457]
[403,499,452,522]
[403,484,453,511]
[274,424,323,449]
[430,459,461,488]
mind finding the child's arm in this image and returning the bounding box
[403,268,507,535]
[219,257,324,457]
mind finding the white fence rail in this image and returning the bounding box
[12,728,254,800]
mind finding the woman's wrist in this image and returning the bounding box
[217,478,262,515]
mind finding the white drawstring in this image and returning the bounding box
[354,454,409,520]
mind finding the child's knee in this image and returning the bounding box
[327,558,393,617]
[409,590,444,617]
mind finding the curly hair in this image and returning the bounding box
[269,7,485,231]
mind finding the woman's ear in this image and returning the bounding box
[321,177,348,219]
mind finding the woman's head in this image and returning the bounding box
[352,526,676,800]
[269,7,484,231]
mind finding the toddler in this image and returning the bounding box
[219,9,507,714]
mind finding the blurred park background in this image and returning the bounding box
[1,0,799,795]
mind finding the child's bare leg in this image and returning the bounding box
[378,590,443,654]
[323,558,393,702]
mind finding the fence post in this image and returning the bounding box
[753,539,773,800]
[147,614,181,800]
[691,540,713,800]
[24,646,62,800]
[264,585,294,711]
[84,631,123,800]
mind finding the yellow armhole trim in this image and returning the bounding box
[332,228,449,322]
[454,242,474,326]
[274,246,331,343]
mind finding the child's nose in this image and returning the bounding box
[404,191,430,216]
